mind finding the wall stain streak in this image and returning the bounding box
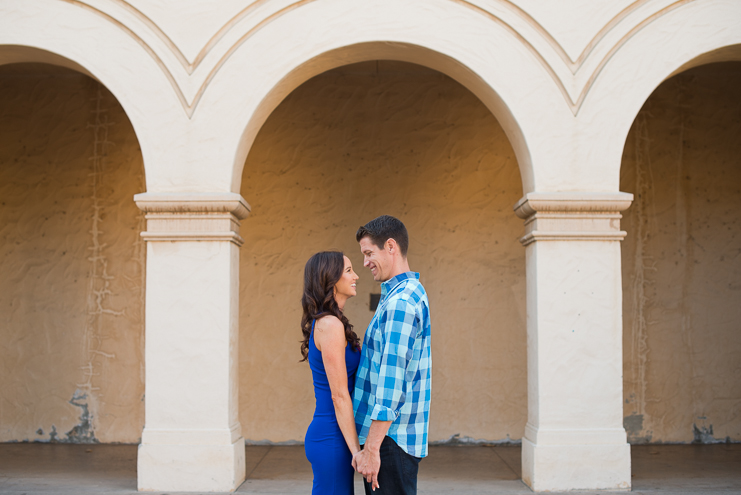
[673,75,702,438]
[65,389,98,443]
[692,421,730,444]
[625,107,656,444]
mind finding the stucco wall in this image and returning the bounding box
[238,61,527,443]
[0,64,145,443]
[621,62,741,444]
[2,60,738,446]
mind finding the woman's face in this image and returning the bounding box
[334,255,359,300]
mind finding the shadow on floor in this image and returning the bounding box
[0,443,739,494]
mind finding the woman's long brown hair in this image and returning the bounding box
[300,251,361,361]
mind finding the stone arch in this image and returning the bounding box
[577,0,741,189]
[0,60,148,443]
[619,60,741,445]
[192,0,563,195]
[232,43,534,193]
[0,1,186,192]
[608,0,741,448]
[236,60,528,445]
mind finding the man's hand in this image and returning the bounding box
[353,449,381,490]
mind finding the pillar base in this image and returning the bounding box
[137,436,246,492]
[522,435,631,492]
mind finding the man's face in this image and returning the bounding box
[359,236,392,282]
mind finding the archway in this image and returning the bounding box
[621,60,741,445]
[237,58,527,456]
[226,41,536,196]
[0,61,146,444]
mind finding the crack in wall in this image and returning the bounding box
[74,82,123,443]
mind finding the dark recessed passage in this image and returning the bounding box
[370,293,381,311]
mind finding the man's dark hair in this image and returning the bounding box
[356,215,409,257]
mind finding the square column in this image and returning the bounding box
[515,193,633,492]
[134,193,250,492]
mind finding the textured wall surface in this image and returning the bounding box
[0,64,146,443]
[621,63,741,444]
[239,61,527,443]
[3,60,738,446]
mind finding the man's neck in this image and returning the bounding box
[384,258,411,282]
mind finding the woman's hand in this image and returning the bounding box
[352,449,381,490]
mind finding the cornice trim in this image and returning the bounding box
[140,231,245,246]
[134,192,251,219]
[514,192,634,219]
[514,192,633,246]
[519,231,628,246]
[134,193,250,246]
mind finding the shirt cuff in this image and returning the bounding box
[370,403,399,422]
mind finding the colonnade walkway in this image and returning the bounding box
[0,443,739,494]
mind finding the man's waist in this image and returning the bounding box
[363,429,428,459]
[357,408,430,428]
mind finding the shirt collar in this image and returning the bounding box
[380,271,419,298]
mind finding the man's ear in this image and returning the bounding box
[385,238,397,254]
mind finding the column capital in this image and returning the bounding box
[514,192,633,246]
[134,192,251,246]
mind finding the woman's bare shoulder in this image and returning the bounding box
[314,315,345,351]
[315,314,343,333]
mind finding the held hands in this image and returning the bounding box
[352,449,381,491]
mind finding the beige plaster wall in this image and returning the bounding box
[239,61,527,444]
[621,62,741,444]
[0,64,145,443]
[4,59,737,447]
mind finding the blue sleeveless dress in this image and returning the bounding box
[305,319,361,494]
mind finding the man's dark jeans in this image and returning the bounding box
[363,436,421,495]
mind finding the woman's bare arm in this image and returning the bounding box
[314,316,361,456]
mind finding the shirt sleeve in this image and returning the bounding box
[370,296,419,422]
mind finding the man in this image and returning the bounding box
[352,215,431,495]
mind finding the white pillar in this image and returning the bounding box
[515,192,633,492]
[135,193,249,493]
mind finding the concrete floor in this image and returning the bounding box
[0,444,739,494]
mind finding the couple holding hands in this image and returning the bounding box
[301,215,432,495]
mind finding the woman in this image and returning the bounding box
[301,251,362,494]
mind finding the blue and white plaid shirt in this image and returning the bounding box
[353,271,431,458]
